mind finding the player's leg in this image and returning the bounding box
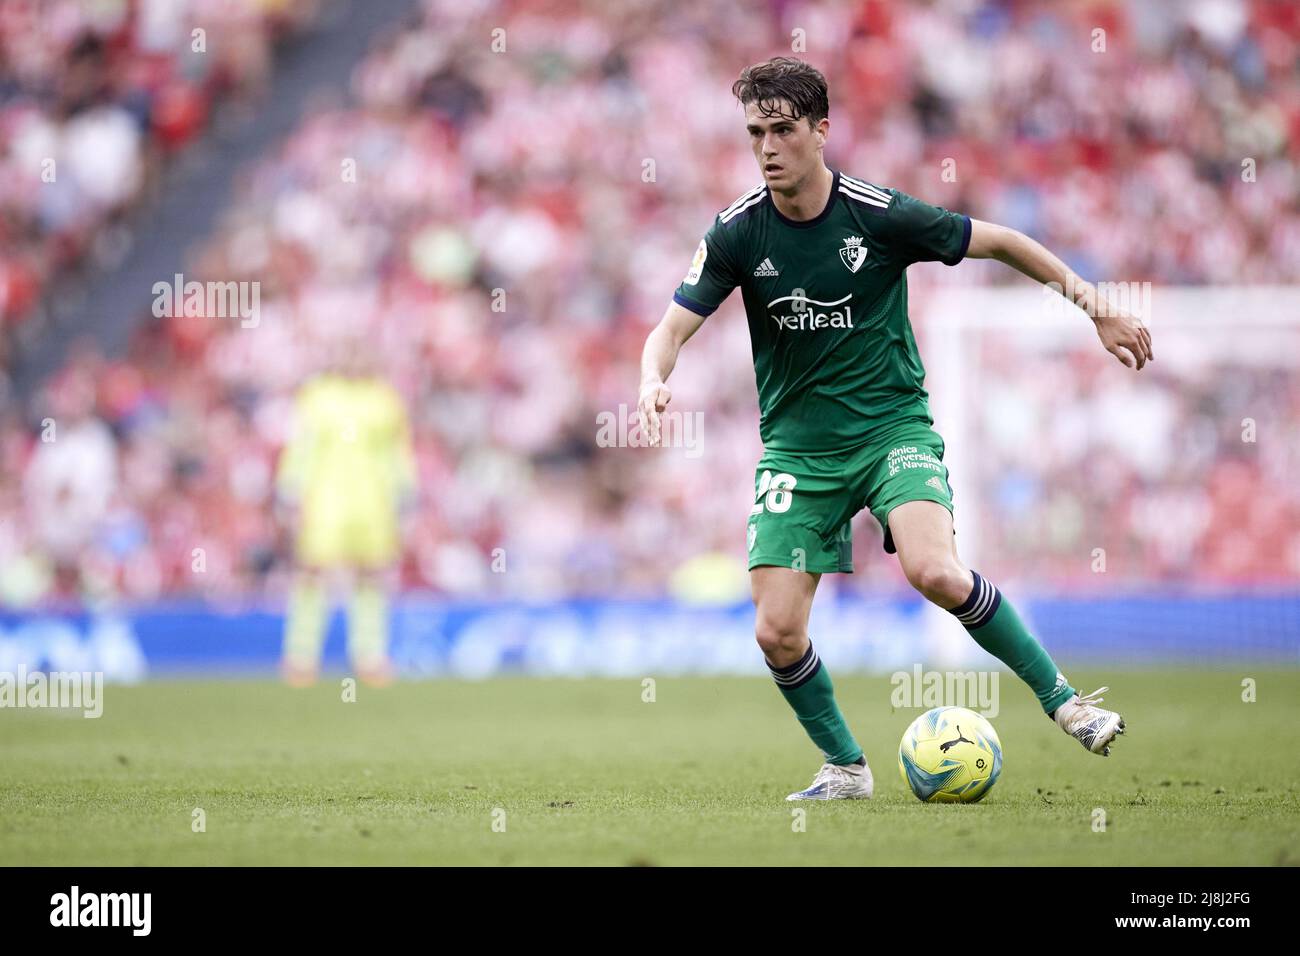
[748,454,872,797]
[348,566,395,687]
[345,500,400,686]
[283,566,328,686]
[283,497,344,685]
[862,428,1082,715]
[752,563,820,668]
[887,500,1124,753]
[888,500,1074,711]
[752,566,872,799]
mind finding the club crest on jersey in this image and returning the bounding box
[839,236,867,273]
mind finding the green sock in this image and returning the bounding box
[284,576,327,668]
[950,571,1076,714]
[347,580,389,669]
[768,643,863,765]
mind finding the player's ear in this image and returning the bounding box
[814,117,829,147]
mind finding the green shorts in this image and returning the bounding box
[746,422,954,573]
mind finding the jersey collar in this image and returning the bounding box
[768,169,840,229]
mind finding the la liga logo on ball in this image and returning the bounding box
[898,707,1003,803]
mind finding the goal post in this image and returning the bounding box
[915,285,1300,667]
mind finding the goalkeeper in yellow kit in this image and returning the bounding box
[276,345,417,687]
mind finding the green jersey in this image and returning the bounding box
[673,170,970,455]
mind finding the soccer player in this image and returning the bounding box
[638,58,1151,800]
[276,339,417,687]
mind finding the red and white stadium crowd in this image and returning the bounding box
[1,0,1298,608]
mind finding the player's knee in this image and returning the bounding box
[754,613,807,662]
[906,559,970,607]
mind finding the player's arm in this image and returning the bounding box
[639,217,740,446]
[965,219,1153,370]
[275,384,316,521]
[638,300,709,447]
[388,389,418,514]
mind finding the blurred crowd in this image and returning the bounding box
[0,0,318,344]
[1,0,1298,608]
[968,336,1300,590]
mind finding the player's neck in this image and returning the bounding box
[768,164,834,222]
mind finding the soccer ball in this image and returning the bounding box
[898,706,1003,803]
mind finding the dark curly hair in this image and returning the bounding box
[731,57,829,127]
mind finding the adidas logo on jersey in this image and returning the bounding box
[753,257,780,277]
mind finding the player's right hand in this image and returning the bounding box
[1093,308,1153,371]
[637,381,672,447]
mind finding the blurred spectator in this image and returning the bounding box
[0,0,319,335]
[2,0,1298,607]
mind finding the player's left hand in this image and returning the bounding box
[638,381,672,446]
[1093,308,1153,370]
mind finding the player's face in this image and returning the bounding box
[744,99,828,193]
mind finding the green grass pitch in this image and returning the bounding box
[2,670,1297,865]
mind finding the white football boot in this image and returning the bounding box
[1054,686,1125,756]
[785,759,874,801]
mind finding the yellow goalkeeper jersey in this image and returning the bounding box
[277,374,417,568]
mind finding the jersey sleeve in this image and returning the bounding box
[880,189,971,268]
[672,216,741,317]
[275,382,319,500]
[385,387,418,500]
